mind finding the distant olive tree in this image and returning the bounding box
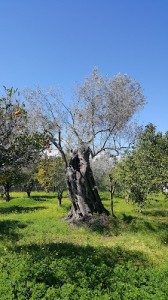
[25,69,145,220]
[91,154,117,216]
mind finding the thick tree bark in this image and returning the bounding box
[57,190,63,207]
[27,190,31,198]
[25,180,34,198]
[4,182,10,202]
[66,145,109,220]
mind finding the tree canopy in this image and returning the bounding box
[24,69,145,220]
[25,69,145,159]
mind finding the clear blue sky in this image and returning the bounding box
[0,0,167,132]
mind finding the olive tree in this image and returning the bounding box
[25,69,145,220]
[91,153,117,216]
[91,154,113,191]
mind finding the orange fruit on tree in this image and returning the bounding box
[15,110,21,116]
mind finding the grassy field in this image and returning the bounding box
[0,191,168,299]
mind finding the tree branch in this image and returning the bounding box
[48,131,68,168]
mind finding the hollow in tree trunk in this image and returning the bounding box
[66,145,109,220]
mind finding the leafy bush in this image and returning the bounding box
[0,245,168,300]
[0,193,168,299]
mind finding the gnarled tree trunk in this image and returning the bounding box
[66,146,109,220]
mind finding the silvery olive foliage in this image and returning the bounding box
[20,69,146,218]
[90,153,116,190]
[25,68,145,160]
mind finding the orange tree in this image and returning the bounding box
[36,156,66,205]
[0,87,46,201]
[113,123,168,206]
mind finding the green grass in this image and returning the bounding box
[0,191,168,299]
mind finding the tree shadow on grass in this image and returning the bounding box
[2,242,167,299]
[122,213,135,224]
[0,220,27,242]
[31,195,54,201]
[122,213,157,232]
[121,213,168,245]
[0,205,46,214]
[142,210,168,217]
[31,194,68,201]
[83,213,157,235]
[86,212,168,237]
[14,241,150,269]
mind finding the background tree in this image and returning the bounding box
[113,154,144,206]
[20,162,40,198]
[25,69,145,220]
[0,87,45,201]
[36,156,66,205]
[91,154,113,191]
[52,156,67,206]
[91,153,117,216]
[135,123,168,193]
[35,158,52,193]
[113,123,168,207]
